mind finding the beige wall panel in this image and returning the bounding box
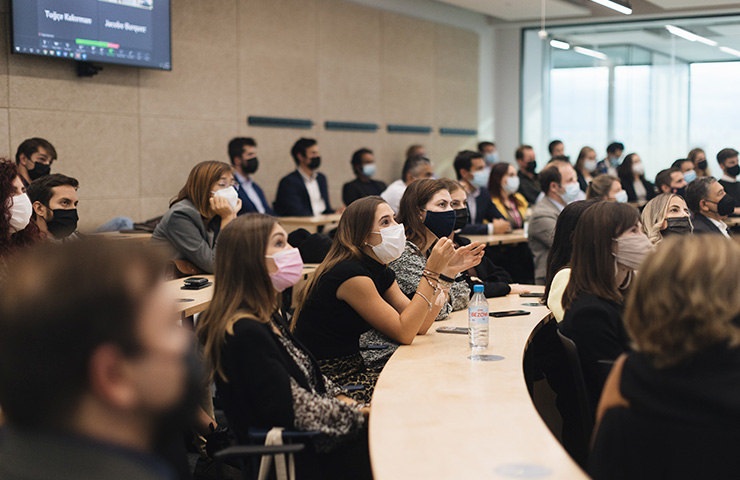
[9,109,139,197]
[139,40,238,119]
[170,0,237,46]
[0,14,8,108]
[320,130,382,207]
[380,133,433,183]
[0,108,9,158]
[319,62,381,123]
[8,52,138,114]
[139,117,239,198]
[436,24,479,83]
[78,197,141,233]
[319,0,380,64]
[140,196,173,221]
[434,134,478,180]
[436,79,478,128]
[381,12,435,76]
[239,0,317,56]
[0,0,6,13]
[382,73,435,126]
[239,125,320,204]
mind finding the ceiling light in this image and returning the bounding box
[574,46,608,60]
[550,39,570,50]
[665,25,718,46]
[590,0,632,15]
[720,46,740,57]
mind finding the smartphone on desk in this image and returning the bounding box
[519,293,542,298]
[490,310,530,318]
[181,277,212,290]
[436,326,469,335]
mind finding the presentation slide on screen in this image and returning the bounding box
[12,0,170,69]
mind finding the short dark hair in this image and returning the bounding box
[655,168,680,191]
[27,173,79,210]
[401,155,431,182]
[685,176,716,213]
[351,148,373,168]
[548,140,563,155]
[607,142,625,154]
[0,239,165,428]
[671,158,691,170]
[15,138,57,165]
[515,145,533,161]
[539,164,562,193]
[453,150,483,180]
[717,148,739,166]
[227,137,256,165]
[291,138,317,165]
[477,141,494,153]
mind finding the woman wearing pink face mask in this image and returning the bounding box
[197,213,372,479]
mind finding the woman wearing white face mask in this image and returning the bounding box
[488,162,529,229]
[575,146,598,193]
[1,159,41,278]
[293,195,483,402]
[560,202,652,414]
[617,153,657,206]
[151,161,241,274]
[586,174,627,203]
[197,213,372,479]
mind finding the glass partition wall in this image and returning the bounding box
[522,15,740,179]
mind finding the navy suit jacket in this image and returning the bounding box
[237,179,275,216]
[273,170,334,217]
[459,186,505,235]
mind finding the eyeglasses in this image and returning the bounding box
[216,179,238,189]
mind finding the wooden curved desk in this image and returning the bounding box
[369,289,587,479]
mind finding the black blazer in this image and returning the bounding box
[236,179,275,216]
[274,170,333,217]
[621,176,656,203]
[459,186,505,235]
[342,178,386,206]
[692,213,727,235]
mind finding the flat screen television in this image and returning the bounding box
[10,0,171,70]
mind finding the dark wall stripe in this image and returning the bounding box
[440,127,478,136]
[387,124,432,134]
[324,121,379,132]
[247,116,313,129]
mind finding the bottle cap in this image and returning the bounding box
[473,284,484,293]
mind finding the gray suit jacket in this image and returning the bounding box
[151,199,217,273]
[528,196,563,284]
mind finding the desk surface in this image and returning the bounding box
[278,214,342,233]
[369,288,587,479]
[93,231,153,243]
[466,229,528,246]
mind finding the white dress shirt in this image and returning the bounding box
[298,168,326,217]
[708,216,731,238]
[234,170,266,214]
[381,179,407,214]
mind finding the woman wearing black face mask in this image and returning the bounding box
[641,194,693,245]
[688,147,710,177]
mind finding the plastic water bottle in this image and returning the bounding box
[468,284,489,350]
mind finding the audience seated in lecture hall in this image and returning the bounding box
[559,201,652,414]
[586,174,626,203]
[716,147,740,215]
[452,150,509,235]
[685,176,733,238]
[274,137,335,217]
[487,162,529,230]
[0,239,200,480]
[196,213,372,480]
[0,159,41,279]
[478,140,498,166]
[640,193,693,245]
[227,136,275,216]
[542,199,600,323]
[654,167,687,197]
[590,236,740,480]
[688,147,710,177]
[514,144,540,205]
[151,161,240,274]
[548,139,565,162]
[342,148,386,207]
[529,160,580,285]
[617,153,656,204]
[380,154,434,214]
[26,173,82,242]
[292,195,482,402]
[574,146,597,193]
[595,142,624,177]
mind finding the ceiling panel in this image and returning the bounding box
[435,0,591,21]
[647,0,740,8]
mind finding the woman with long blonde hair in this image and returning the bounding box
[640,193,693,245]
[197,213,371,479]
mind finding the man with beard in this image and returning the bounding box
[228,137,274,216]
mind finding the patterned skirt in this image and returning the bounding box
[318,353,381,404]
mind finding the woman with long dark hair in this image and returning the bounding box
[617,153,656,205]
[488,162,528,229]
[0,159,41,278]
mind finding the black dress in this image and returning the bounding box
[559,293,629,413]
[294,255,396,402]
[589,345,740,480]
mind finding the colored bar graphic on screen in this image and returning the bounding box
[76,38,120,49]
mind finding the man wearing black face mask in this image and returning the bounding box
[686,177,733,238]
[274,137,335,217]
[15,137,57,188]
[0,239,202,480]
[228,137,275,216]
[514,145,540,205]
[27,173,82,242]
[717,148,740,216]
[655,167,688,198]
